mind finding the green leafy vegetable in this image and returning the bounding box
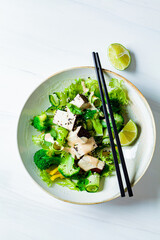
[64,78,83,101]
[77,178,89,191]
[83,110,103,136]
[85,119,93,130]
[109,78,128,106]
[56,178,79,191]
[93,147,119,177]
[73,170,92,191]
[67,103,82,115]
[48,79,83,109]
[50,125,68,146]
[83,110,97,120]
[40,170,53,187]
[109,98,121,113]
[55,92,68,108]
[85,78,100,98]
[92,118,103,136]
[32,134,45,146]
[47,142,63,155]
[109,78,122,89]
[31,77,131,192]
[101,164,111,177]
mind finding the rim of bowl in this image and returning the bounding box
[17,66,156,205]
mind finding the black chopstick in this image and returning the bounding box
[93,53,133,197]
[92,52,125,197]
[93,52,133,197]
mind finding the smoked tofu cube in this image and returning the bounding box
[63,146,77,158]
[70,94,90,110]
[73,137,97,159]
[53,110,76,131]
[67,126,90,146]
[78,155,105,172]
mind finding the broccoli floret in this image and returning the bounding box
[32,113,53,131]
[58,154,80,178]
[32,113,48,131]
[34,149,61,170]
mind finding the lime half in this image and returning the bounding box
[119,120,138,146]
[108,43,131,70]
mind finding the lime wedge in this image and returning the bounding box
[119,120,138,146]
[108,43,131,70]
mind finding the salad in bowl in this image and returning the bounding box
[17,67,155,204]
[31,77,137,193]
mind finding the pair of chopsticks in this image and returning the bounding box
[92,52,133,197]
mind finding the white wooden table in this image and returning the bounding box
[0,1,160,239]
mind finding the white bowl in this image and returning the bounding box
[17,67,156,204]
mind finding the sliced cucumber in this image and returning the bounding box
[85,173,100,193]
[49,93,60,107]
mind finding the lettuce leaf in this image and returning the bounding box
[76,178,89,191]
[56,92,68,108]
[92,118,103,136]
[64,78,83,101]
[67,103,82,115]
[49,79,83,109]
[56,178,79,191]
[83,109,97,120]
[109,78,128,105]
[40,170,53,187]
[84,78,100,97]
[32,134,45,146]
[83,110,103,136]
[50,125,68,146]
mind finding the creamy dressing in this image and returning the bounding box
[44,133,54,144]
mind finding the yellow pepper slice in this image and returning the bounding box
[50,173,64,181]
[46,167,59,175]
[49,167,59,176]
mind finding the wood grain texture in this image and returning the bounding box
[0,0,160,239]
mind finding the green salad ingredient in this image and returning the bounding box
[31,77,137,193]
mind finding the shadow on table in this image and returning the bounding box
[104,98,160,206]
[126,51,136,73]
